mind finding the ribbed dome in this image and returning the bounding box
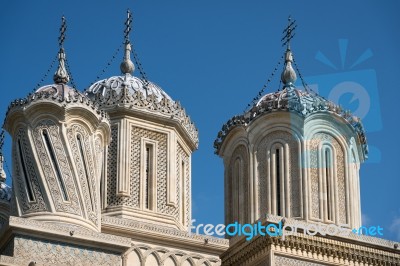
[35,83,84,99]
[86,74,173,103]
[256,87,330,110]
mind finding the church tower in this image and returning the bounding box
[3,17,110,232]
[214,18,368,230]
[86,10,198,231]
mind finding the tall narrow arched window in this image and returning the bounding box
[181,159,186,225]
[232,158,241,223]
[322,146,334,222]
[227,145,248,226]
[325,148,332,221]
[276,148,281,216]
[270,144,284,217]
[43,130,69,201]
[141,140,156,211]
[145,144,152,210]
[17,139,35,202]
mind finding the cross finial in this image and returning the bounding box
[280,16,298,87]
[120,9,135,75]
[58,16,67,48]
[124,9,133,45]
[281,16,297,49]
[54,16,70,84]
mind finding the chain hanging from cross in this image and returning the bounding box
[124,10,133,44]
[281,16,297,49]
[58,16,67,48]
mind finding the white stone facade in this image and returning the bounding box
[0,14,399,266]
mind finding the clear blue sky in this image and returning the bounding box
[1,1,399,241]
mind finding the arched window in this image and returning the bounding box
[181,159,186,225]
[17,139,35,202]
[270,144,284,217]
[321,145,334,222]
[228,145,248,225]
[141,140,156,211]
[145,144,153,210]
[324,148,332,221]
[43,130,69,201]
[232,157,242,223]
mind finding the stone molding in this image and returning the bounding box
[90,88,199,149]
[1,216,131,251]
[214,89,367,158]
[102,216,228,253]
[221,216,400,265]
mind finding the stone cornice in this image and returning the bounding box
[90,89,199,150]
[4,89,109,132]
[0,216,131,253]
[214,91,368,158]
[221,216,400,265]
[101,216,228,255]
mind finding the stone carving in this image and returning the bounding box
[32,120,81,216]
[5,86,109,123]
[309,139,321,220]
[125,243,221,266]
[87,84,199,149]
[106,125,176,216]
[309,133,346,224]
[94,136,103,178]
[227,145,249,224]
[214,88,367,157]
[102,216,229,246]
[275,256,324,266]
[177,143,190,226]
[13,128,47,214]
[221,228,400,265]
[9,216,131,246]
[67,123,99,225]
[106,125,118,208]
[256,131,301,218]
[10,235,121,266]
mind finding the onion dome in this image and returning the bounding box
[33,46,85,99]
[86,73,173,103]
[85,10,198,149]
[86,9,172,104]
[214,19,368,158]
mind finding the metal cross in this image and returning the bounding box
[281,16,297,48]
[58,16,67,48]
[124,9,133,44]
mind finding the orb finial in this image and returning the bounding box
[53,16,70,84]
[281,16,297,87]
[120,9,135,75]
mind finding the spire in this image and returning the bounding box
[281,16,297,87]
[53,16,70,84]
[120,9,135,75]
